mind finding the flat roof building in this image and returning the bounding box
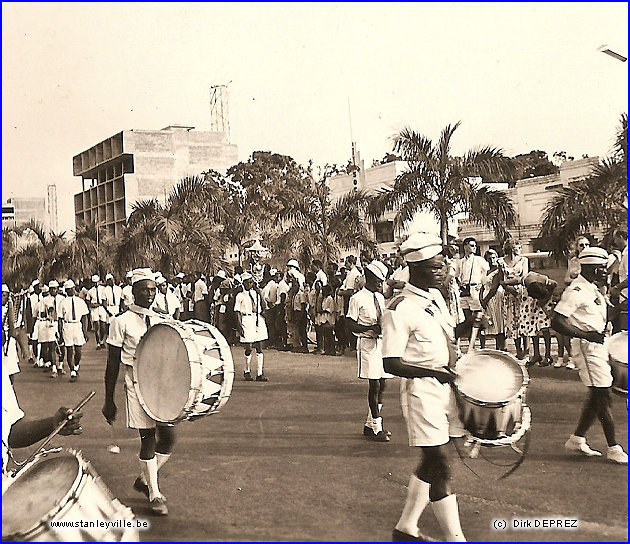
[73,126,238,236]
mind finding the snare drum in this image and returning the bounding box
[2,450,138,542]
[607,331,627,397]
[135,319,234,422]
[454,349,528,441]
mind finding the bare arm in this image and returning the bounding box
[551,312,604,344]
[383,357,455,383]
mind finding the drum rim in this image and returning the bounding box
[2,449,85,540]
[455,348,528,405]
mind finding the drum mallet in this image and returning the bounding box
[12,391,95,476]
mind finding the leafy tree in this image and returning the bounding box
[368,122,517,244]
[508,150,558,183]
[540,113,628,255]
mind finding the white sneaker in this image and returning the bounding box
[564,435,602,457]
[607,445,628,464]
[566,362,576,370]
[553,360,563,368]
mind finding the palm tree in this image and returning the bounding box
[368,122,516,244]
[540,113,628,253]
[277,169,376,268]
[2,221,70,287]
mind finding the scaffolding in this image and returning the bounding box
[210,83,231,137]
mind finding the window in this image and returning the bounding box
[375,220,394,243]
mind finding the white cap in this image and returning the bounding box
[400,233,443,263]
[216,270,227,279]
[241,272,253,281]
[176,272,185,279]
[48,280,59,288]
[365,260,388,281]
[91,274,100,282]
[64,279,75,289]
[32,279,40,286]
[287,259,300,269]
[126,271,133,278]
[269,268,278,276]
[41,285,50,294]
[105,273,114,280]
[579,247,609,266]
[155,275,167,285]
[2,284,9,293]
[131,268,155,285]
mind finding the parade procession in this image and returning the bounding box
[2,3,627,543]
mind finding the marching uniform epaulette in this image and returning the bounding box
[386,296,405,310]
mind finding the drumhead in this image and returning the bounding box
[2,455,79,538]
[135,323,192,421]
[456,350,525,404]
[608,331,628,366]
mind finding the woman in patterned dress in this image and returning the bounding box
[499,238,529,360]
[479,249,505,350]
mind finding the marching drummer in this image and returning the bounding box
[102,267,172,516]
[382,232,482,542]
[552,246,628,465]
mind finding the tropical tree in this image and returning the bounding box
[2,221,70,287]
[540,113,628,254]
[273,165,376,268]
[368,122,517,244]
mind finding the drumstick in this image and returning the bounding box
[17,391,95,471]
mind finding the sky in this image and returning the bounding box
[2,2,628,234]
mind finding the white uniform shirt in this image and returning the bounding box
[194,279,208,302]
[277,280,290,300]
[2,364,24,473]
[234,289,265,317]
[554,275,607,333]
[121,284,134,308]
[103,284,122,314]
[152,290,180,317]
[87,285,106,308]
[347,288,385,338]
[107,308,164,367]
[315,269,328,287]
[382,285,454,371]
[262,280,279,307]
[58,296,89,323]
[342,265,362,293]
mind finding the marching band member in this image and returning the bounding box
[552,246,628,464]
[103,268,171,516]
[58,280,89,382]
[234,272,269,381]
[383,232,481,542]
[2,285,20,380]
[87,275,107,350]
[347,260,393,442]
[152,274,180,319]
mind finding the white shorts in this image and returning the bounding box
[90,307,107,322]
[240,314,268,343]
[62,322,86,347]
[357,337,393,380]
[571,338,613,388]
[460,285,483,311]
[400,377,465,447]
[36,320,57,343]
[123,365,172,429]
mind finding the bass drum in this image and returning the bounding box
[134,319,234,422]
[607,331,627,397]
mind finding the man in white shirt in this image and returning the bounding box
[103,274,123,330]
[262,269,280,347]
[347,260,393,442]
[553,247,627,465]
[58,280,89,382]
[121,271,134,312]
[152,275,180,319]
[103,268,171,516]
[87,275,107,349]
[194,273,209,323]
[456,237,489,329]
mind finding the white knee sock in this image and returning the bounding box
[365,409,374,428]
[256,352,264,375]
[432,494,466,541]
[139,457,161,501]
[395,476,431,537]
[245,353,252,373]
[372,416,383,434]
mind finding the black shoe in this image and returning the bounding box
[392,529,438,542]
[243,371,254,381]
[149,496,168,516]
[255,374,269,382]
[363,425,375,437]
[133,477,149,499]
[371,431,390,442]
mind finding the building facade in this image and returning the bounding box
[2,197,49,230]
[457,157,600,255]
[73,126,238,236]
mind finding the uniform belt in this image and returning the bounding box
[64,321,81,323]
